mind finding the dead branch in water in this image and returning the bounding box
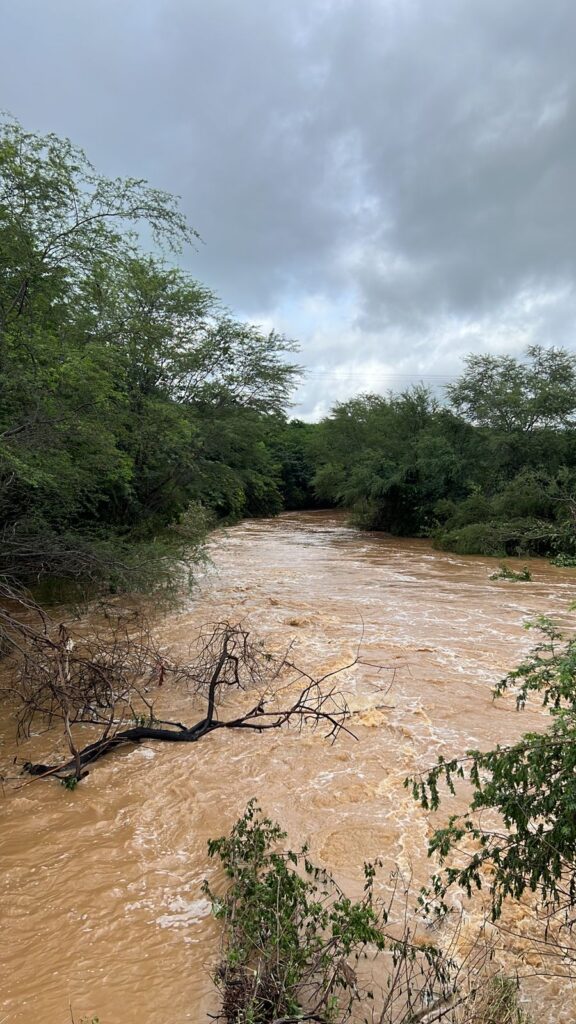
[0,602,356,784]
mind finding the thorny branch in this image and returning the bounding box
[0,595,358,784]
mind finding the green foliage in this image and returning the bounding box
[434,518,562,558]
[446,347,576,433]
[434,522,508,556]
[434,493,494,529]
[550,553,576,568]
[490,469,558,520]
[204,806,531,1022]
[0,118,299,595]
[311,389,471,537]
[203,800,387,1022]
[266,418,321,510]
[309,350,576,559]
[489,564,532,582]
[60,775,79,791]
[406,617,576,921]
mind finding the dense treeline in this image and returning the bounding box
[0,120,300,595]
[308,347,576,558]
[3,118,575,602]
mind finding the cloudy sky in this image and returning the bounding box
[2,0,575,418]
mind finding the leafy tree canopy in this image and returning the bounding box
[0,118,299,594]
[446,346,576,433]
[309,350,576,558]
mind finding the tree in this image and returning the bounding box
[264,417,321,511]
[311,389,471,535]
[446,346,576,434]
[408,615,576,924]
[0,118,299,592]
[2,613,353,785]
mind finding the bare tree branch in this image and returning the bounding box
[0,606,356,784]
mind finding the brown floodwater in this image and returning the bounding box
[2,510,576,1023]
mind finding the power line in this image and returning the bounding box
[298,373,455,382]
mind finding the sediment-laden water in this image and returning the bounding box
[2,511,576,1022]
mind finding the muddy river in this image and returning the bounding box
[2,510,576,1022]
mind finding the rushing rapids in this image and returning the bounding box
[2,510,576,1023]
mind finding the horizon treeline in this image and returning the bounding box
[296,345,576,559]
[2,120,575,603]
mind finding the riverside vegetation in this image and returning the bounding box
[205,802,532,1023]
[1,119,576,1021]
[308,348,576,560]
[0,118,303,601]
[2,117,576,606]
[201,613,576,1022]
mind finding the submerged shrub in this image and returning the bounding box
[434,522,508,556]
[550,553,576,568]
[203,802,471,1023]
[434,518,558,557]
[489,564,532,582]
[458,975,531,1024]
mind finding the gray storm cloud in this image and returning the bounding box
[1,0,575,415]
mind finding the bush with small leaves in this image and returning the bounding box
[489,564,532,582]
[407,615,576,923]
[204,802,474,1023]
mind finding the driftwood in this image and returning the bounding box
[0,606,355,783]
[23,671,352,780]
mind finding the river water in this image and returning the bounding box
[2,510,576,1023]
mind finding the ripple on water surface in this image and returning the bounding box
[2,511,576,1023]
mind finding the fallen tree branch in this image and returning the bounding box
[1,613,357,783]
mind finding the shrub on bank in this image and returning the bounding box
[433,517,561,557]
[205,804,533,1023]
